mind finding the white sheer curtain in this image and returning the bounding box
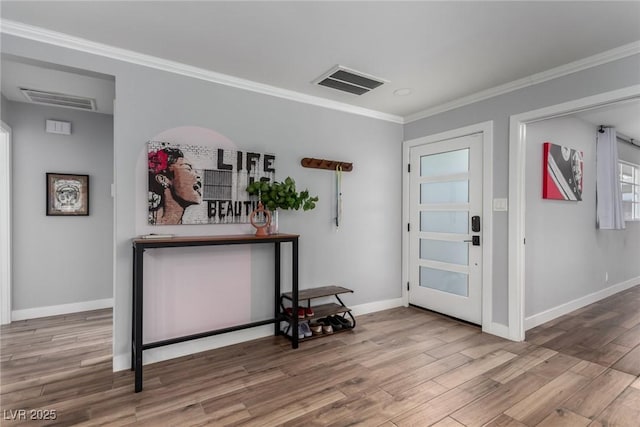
[596,127,625,229]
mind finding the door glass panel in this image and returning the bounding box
[421,149,469,177]
[421,181,468,204]
[420,211,468,234]
[420,239,468,265]
[419,266,468,297]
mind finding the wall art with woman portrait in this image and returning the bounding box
[148,141,276,225]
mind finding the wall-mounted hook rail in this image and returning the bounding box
[301,157,353,172]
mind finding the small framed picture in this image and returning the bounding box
[46,173,90,216]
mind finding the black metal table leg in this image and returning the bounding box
[274,242,281,336]
[131,246,136,372]
[292,238,299,349]
[134,246,144,392]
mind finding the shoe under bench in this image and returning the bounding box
[280,285,356,340]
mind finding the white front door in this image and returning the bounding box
[409,133,483,324]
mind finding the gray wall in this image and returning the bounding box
[525,116,640,317]
[1,34,403,366]
[114,66,402,363]
[405,53,640,325]
[6,100,113,310]
[1,94,10,123]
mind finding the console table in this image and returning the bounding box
[131,233,299,392]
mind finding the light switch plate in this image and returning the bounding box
[493,198,508,211]
[45,120,71,135]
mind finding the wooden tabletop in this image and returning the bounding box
[133,233,299,245]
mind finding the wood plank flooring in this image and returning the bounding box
[1,285,639,426]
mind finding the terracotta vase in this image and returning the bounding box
[249,202,271,237]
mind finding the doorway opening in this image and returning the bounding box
[1,56,115,361]
[508,84,640,341]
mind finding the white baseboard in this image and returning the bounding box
[524,276,640,331]
[349,298,403,316]
[483,322,511,340]
[11,298,113,321]
[112,297,404,372]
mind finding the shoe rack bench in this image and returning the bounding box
[280,285,355,341]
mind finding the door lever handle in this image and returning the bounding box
[464,236,481,246]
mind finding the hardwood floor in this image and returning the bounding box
[1,285,639,426]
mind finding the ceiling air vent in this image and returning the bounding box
[314,66,386,95]
[20,88,97,111]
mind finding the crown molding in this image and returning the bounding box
[4,19,638,127]
[0,19,404,124]
[405,40,640,124]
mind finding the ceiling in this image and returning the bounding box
[1,55,116,114]
[1,1,639,122]
[573,99,640,143]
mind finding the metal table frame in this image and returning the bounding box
[131,233,299,392]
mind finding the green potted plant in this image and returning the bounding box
[246,177,318,233]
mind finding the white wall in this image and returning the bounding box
[6,100,114,314]
[525,116,640,319]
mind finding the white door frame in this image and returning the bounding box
[402,121,501,336]
[508,84,640,341]
[1,121,12,325]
